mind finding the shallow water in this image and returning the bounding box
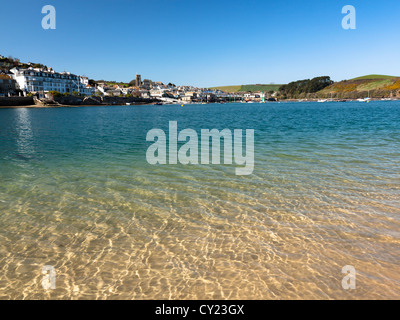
[0,102,399,299]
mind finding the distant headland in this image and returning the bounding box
[212,75,400,100]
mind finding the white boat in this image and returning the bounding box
[317,99,327,103]
[358,90,372,102]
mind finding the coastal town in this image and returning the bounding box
[0,54,271,106]
[1,54,399,107]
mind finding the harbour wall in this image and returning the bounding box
[0,97,34,106]
[0,96,159,106]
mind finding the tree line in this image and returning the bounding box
[279,76,333,98]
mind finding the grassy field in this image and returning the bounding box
[210,85,243,93]
[357,79,393,91]
[242,84,282,92]
[351,74,399,80]
[210,84,283,93]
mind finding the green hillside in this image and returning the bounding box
[318,75,400,99]
[242,84,282,92]
[351,74,398,80]
[210,84,283,93]
[210,85,242,93]
[210,75,400,99]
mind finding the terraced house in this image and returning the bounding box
[10,67,95,96]
[0,73,17,96]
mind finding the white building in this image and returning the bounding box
[149,88,166,98]
[10,67,95,96]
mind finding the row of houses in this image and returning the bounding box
[98,85,230,102]
[95,75,244,102]
[9,67,95,96]
[0,54,97,97]
[0,58,273,102]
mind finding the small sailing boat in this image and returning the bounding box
[358,90,371,102]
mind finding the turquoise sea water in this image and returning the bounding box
[0,101,399,299]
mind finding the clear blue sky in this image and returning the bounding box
[2,0,400,87]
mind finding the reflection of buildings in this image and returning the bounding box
[15,108,35,157]
[10,67,95,96]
